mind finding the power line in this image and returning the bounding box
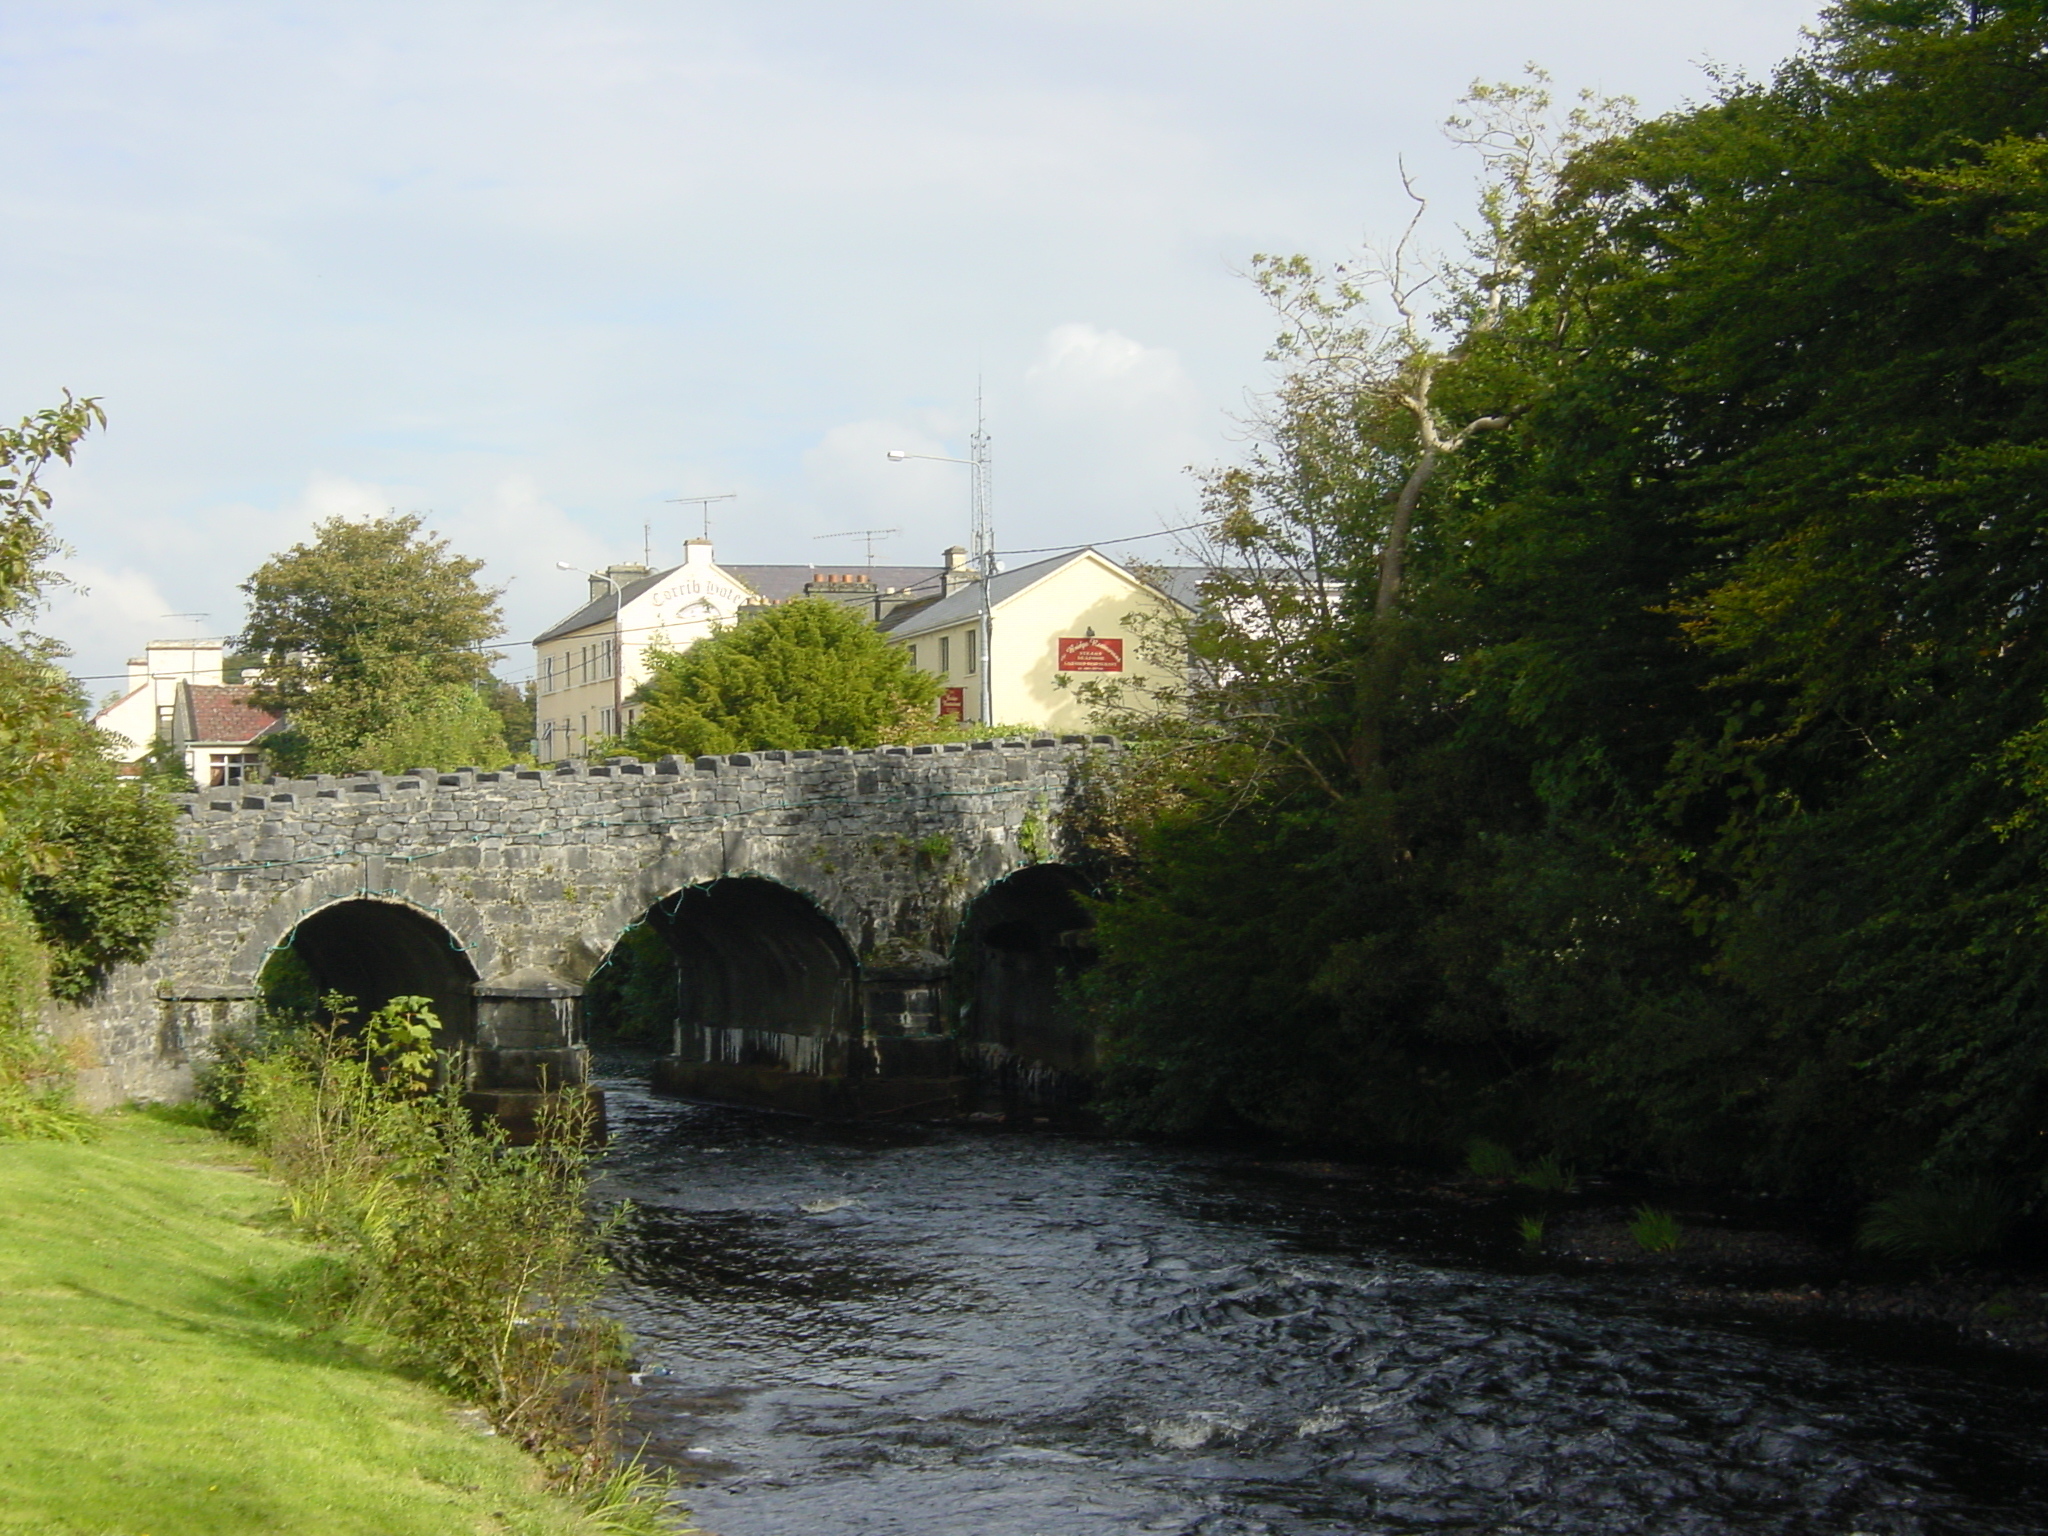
[995,521,1208,559]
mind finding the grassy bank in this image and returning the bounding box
[0,1113,602,1535]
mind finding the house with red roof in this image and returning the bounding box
[171,681,285,787]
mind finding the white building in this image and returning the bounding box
[88,640,284,784]
[531,539,956,760]
[91,640,228,767]
[878,548,1192,731]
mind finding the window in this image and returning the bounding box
[965,628,977,674]
[541,719,555,751]
[599,707,614,737]
[938,636,950,674]
[908,643,918,670]
[542,655,556,694]
[208,753,262,788]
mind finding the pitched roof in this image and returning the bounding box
[876,548,1191,638]
[183,685,285,745]
[531,567,676,645]
[531,560,950,644]
[726,563,949,606]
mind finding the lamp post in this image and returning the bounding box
[556,561,624,757]
[887,411,993,724]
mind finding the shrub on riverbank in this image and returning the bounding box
[0,890,94,1143]
[220,996,679,1528]
[1856,1177,2017,1272]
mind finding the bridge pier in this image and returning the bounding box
[648,946,972,1119]
[461,971,603,1143]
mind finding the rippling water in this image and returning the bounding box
[592,1079,2048,1535]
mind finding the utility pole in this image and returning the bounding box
[886,391,995,722]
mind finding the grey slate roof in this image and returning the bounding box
[727,563,948,605]
[532,560,949,645]
[532,568,675,645]
[876,548,1198,638]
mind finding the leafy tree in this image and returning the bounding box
[622,598,938,759]
[0,397,184,1128]
[20,767,190,998]
[1085,2,2048,1202]
[486,678,536,761]
[239,514,504,774]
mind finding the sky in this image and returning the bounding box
[2,0,1824,698]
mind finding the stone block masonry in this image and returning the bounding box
[51,737,1118,1123]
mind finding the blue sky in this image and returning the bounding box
[2,0,1822,695]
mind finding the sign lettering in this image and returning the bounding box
[1057,636,1124,672]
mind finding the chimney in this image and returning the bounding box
[682,538,715,567]
[804,571,877,605]
[586,564,648,603]
[942,545,975,597]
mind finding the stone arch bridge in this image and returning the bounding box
[62,737,1116,1128]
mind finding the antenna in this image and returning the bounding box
[813,527,900,570]
[970,381,993,581]
[666,492,738,543]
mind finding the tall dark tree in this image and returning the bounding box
[1087,1,2048,1203]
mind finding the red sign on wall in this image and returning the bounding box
[1057,636,1124,672]
[939,686,965,720]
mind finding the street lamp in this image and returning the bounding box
[886,411,994,724]
[556,561,624,756]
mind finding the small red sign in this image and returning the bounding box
[939,686,965,720]
[1057,636,1124,672]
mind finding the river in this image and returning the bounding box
[591,1077,2048,1535]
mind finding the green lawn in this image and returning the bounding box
[0,1114,595,1536]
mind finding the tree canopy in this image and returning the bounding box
[0,399,184,1128]
[622,598,938,760]
[1082,1,2048,1207]
[239,514,509,774]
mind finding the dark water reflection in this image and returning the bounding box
[592,1080,2048,1535]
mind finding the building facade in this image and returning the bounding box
[91,640,230,768]
[530,539,955,760]
[879,548,1191,732]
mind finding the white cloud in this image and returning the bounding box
[41,562,181,695]
[439,474,615,670]
[1009,323,1213,540]
[1024,322,1202,418]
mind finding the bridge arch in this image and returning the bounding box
[622,877,860,1076]
[260,896,481,1043]
[228,873,498,992]
[954,863,1098,1105]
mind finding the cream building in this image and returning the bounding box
[878,548,1192,732]
[532,541,749,760]
[531,539,957,759]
